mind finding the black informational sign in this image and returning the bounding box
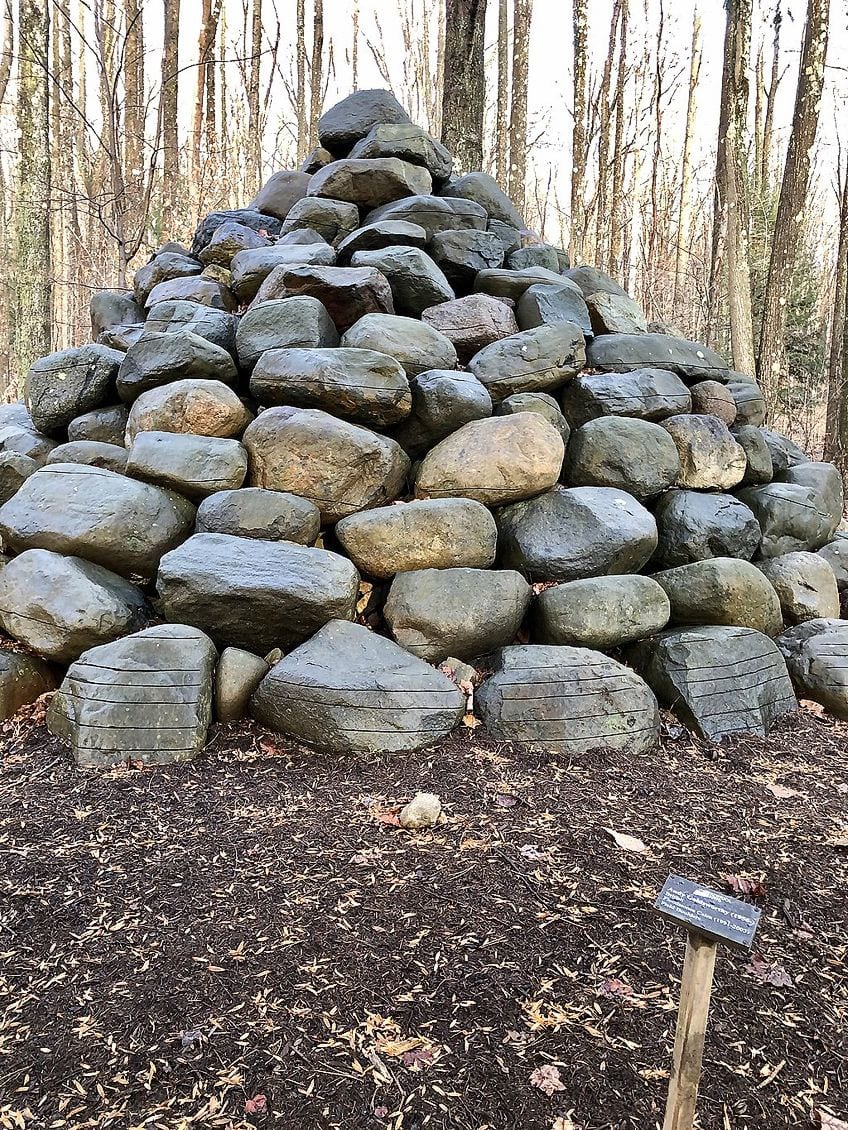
[654,875,761,951]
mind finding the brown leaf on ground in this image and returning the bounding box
[606,828,648,853]
[747,956,793,987]
[766,782,801,799]
[597,978,634,1000]
[530,1064,567,1096]
[723,872,768,899]
[814,1111,848,1130]
[244,1093,267,1114]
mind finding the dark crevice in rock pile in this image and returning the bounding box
[1,87,846,766]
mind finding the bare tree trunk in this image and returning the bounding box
[507,0,530,212]
[760,4,782,194]
[161,0,180,236]
[673,9,701,318]
[248,0,263,186]
[309,0,324,148]
[14,0,52,383]
[570,0,588,264]
[205,0,223,161]
[124,0,144,190]
[757,0,829,396]
[495,0,509,184]
[193,0,213,172]
[351,0,359,90]
[440,0,487,173]
[608,0,628,277]
[824,157,848,465]
[594,0,620,267]
[296,0,307,161]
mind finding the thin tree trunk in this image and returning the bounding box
[495,0,509,185]
[507,0,530,214]
[724,0,755,376]
[14,0,52,382]
[440,0,487,173]
[309,0,324,148]
[570,0,588,264]
[594,0,620,267]
[608,0,628,276]
[205,0,223,161]
[193,0,213,173]
[824,157,848,464]
[673,9,701,318]
[296,0,307,161]
[760,4,782,192]
[161,0,180,236]
[757,0,829,396]
[124,0,144,186]
[351,0,359,90]
[248,0,262,186]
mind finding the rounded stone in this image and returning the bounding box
[26,345,123,435]
[0,452,39,503]
[335,497,497,579]
[390,370,492,456]
[733,424,774,486]
[384,567,531,663]
[251,169,311,219]
[420,294,518,364]
[195,488,319,545]
[818,535,848,592]
[532,575,671,649]
[516,281,592,338]
[468,323,585,402]
[496,485,658,582]
[126,379,252,442]
[67,404,130,447]
[652,557,784,636]
[495,391,570,445]
[727,377,765,426]
[738,482,839,557]
[118,331,238,402]
[415,413,564,506]
[756,552,840,624]
[585,291,648,335]
[46,440,128,473]
[564,417,680,499]
[689,379,737,425]
[561,368,692,427]
[126,432,247,501]
[777,618,848,718]
[235,296,339,371]
[661,414,746,490]
[243,407,410,523]
[652,490,762,568]
[0,648,56,721]
[341,313,457,376]
[350,246,454,317]
[215,647,270,723]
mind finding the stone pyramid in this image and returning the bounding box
[1,87,846,767]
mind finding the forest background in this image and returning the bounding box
[1,0,847,465]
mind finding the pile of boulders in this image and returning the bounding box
[1,88,846,767]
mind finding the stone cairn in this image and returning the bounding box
[1,87,846,768]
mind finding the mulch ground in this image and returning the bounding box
[0,702,846,1130]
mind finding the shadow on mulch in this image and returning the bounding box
[0,704,846,1130]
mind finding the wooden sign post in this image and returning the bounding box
[654,876,761,1130]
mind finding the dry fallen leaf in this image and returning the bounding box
[723,872,768,899]
[746,956,793,987]
[815,1111,848,1130]
[244,1094,267,1115]
[530,1064,567,1096]
[494,792,518,808]
[463,712,481,728]
[520,843,547,862]
[605,828,648,854]
[401,1046,437,1070]
[766,782,801,799]
[597,977,634,999]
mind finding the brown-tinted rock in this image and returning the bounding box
[307,157,432,207]
[421,294,518,363]
[690,379,737,425]
[126,379,251,442]
[661,414,746,490]
[256,265,394,332]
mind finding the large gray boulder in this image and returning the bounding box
[727,377,765,426]
[145,276,234,313]
[350,246,454,316]
[307,157,432,208]
[336,219,428,263]
[421,294,519,364]
[383,567,531,663]
[230,243,337,302]
[0,463,195,581]
[0,548,149,662]
[90,289,144,339]
[335,497,497,579]
[190,208,281,255]
[441,171,524,227]
[134,251,201,305]
[143,300,238,355]
[67,404,130,447]
[199,220,271,268]
[585,291,648,335]
[0,422,56,464]
[365,194,488,238]
[260,264,395,332]
[777,618,848,718]
[586,333,730,382]
[633,626,797,740]
[196,488,321,545]
[251,169,311,219]
[733,424,774,486]
[468,323,585,402]
[564,417,679,499]
[341,313,457,376]
[235,297,339,371]
[156,532,359,653]
[495,391,570,445]
[118,331,237,402]
[46,440,128,473]
[661,414,746,490]
[26,345,123,435]
[476,644,660,755]
[496,485,658,581]
[475,266,568,302]
[653,490,762,568]
[243,407,410,522]
[532,575,671,649]
[250,346,411,427]
[415,413,564,506]
[125,379,251,442]
[819,534,848,592]
[215,646,269,723]
[561,368,692,427]
[390,369,492,456]
[0,648,56,721]
[760,428,807,475]
[318,89,412,153]
[0,452,39,502]
[348,122,453,181]
[782,462,844,529]
[516,282,592,338]
[126,431,247,500]
[280,196,360,246]
[563,266,628,298]
[47,624,218,767]
[756,552,840,624]
[251,619,465,754]
[427,229,504,288]
[653,558,784,636]
[737,482,839,557]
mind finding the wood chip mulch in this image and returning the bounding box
[0,701,846,1130]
